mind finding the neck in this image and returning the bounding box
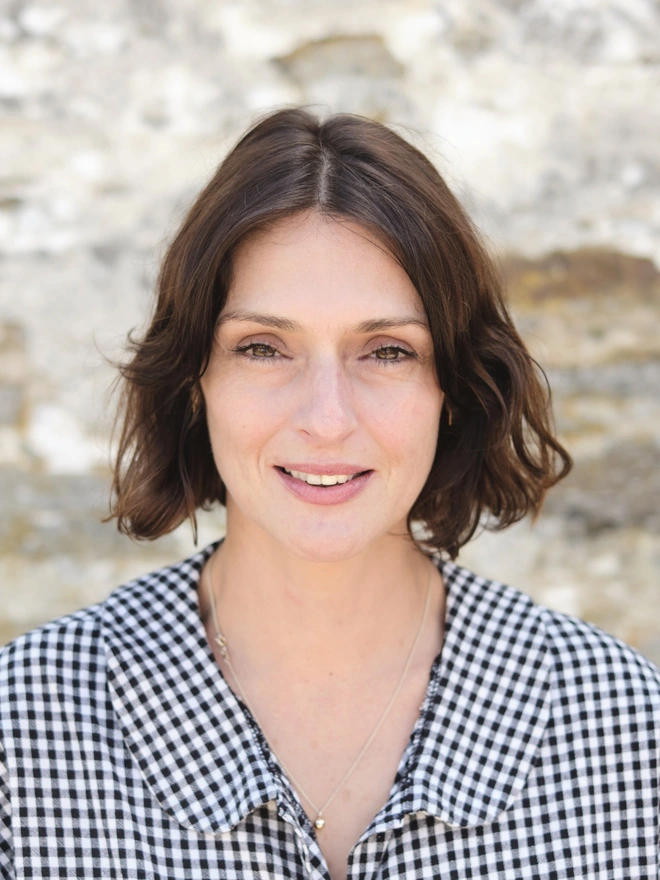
[204,529,439,683]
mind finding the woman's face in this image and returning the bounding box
[200,210,444,561]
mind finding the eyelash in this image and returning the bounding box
[231,342,418,367]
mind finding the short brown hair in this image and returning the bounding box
[105,106,571,559]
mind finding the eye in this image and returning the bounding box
[231,341,418,366]
[369,345,417,366]
[231,342,282,361]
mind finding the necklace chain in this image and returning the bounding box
[204,547,433,832]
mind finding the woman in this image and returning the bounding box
[1,107,658,880]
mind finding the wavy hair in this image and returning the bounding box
[105,106,572,559]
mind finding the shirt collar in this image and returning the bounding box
[102,541,552,835]
[367,560,554,833]
[102,539,282,835]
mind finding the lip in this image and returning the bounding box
[275,466,374,505]
[277,462,370,476]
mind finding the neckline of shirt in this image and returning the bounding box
[100,539,553,838]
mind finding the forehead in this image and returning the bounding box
[235,209,388,260]
[225,211,426,322]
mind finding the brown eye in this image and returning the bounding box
[232,342,281,360]
[370,345,417,366]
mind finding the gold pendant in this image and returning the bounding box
[314,817,325,830]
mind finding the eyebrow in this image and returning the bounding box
[216,310,430,334]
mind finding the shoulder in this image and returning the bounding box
[0,599,110,763]
[0,602,105,692]
[538,602,660,713]
[0,549,209,717]
[442,560,660,711]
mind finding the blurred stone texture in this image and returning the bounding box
[1,1,659,657]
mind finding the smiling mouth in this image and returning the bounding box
[277,466,371,486]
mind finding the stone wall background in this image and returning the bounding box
[1,0,659,657]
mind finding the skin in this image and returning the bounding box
[198,209,446,879]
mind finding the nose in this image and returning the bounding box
[293,353,359,442]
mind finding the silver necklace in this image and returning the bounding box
[204,550,433,831]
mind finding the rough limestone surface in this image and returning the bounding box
[1,1,659,659]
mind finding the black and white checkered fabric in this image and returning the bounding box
[1,538,659,878]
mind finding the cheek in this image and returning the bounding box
[366,382,442,455]
[203,379,281,464]
[206,377,300,454]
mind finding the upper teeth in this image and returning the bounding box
[284,469,359,486]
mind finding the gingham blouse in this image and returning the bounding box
[1,539,659,879]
